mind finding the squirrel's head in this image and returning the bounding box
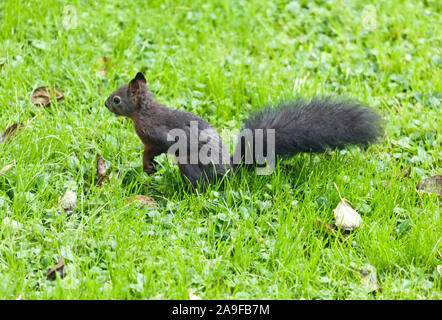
[105,72,153,117]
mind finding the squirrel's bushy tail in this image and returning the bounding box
[235,97,383,162]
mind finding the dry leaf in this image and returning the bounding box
[59,190,77,214]
[333,183,362,231]
[92,57,111,76]
[97,154,107,186]
[0,164,14,175]
[401,166,411,178]
[31,86,64,107]
[109,172,120,180]
[315,218,337,235]
[148,293,164,300]
[128,195,156,208]
[334,200,362,230]
[359,264,381,294]
[46,257,66,280]
[417,175,442,196]
[189,289,201,300]
[3,217,22,229]
[1,123,24,143]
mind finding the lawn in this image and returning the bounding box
[0,0,441,299]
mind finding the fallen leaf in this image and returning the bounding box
[417,175,442,196]
[0,164,14,175]
[46,257,66,280]
[1,123,24,143]
[189,289,201,300]
[31,86,64,107]
[333,183,362,231]
[59,190,77,214]
[2,217,22,229]
[31,40,47,51]
[400,166,411,178]
[148,293,164,300]
[128,195,156,208]
[97,154,107,186]
[315,218,337,235]
[359,264,381,294]
[109,172,120,180]
[334,200,362,230]
[92,57,111,76]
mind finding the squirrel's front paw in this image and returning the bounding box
[143,162,157,175]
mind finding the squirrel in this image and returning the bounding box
[105,72,383,186]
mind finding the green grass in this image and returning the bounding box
[0,0,441,299]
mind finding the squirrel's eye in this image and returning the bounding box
[113,96,121,104]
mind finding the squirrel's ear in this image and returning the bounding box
[129,77,140,96]
[129,72,146,98]
[134,72,146,84]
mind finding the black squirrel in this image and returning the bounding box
[105,72,383,186]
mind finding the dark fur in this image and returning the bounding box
[241,98,383,158]
[105,73,383,186]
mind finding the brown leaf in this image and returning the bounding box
[0,164,14,175]
[59,190,77,214]
[97,154,107,186]
[315,218,337,235]
[110,172,120,180]
[400,166,411,178]
[31,86,64,107]
[127,195,157,208]
[92,57,111,76]
[46,257,66,280]
[1,122,24,143]
[417,175,442,196]
[359,264,382,294]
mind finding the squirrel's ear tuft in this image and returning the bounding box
[129,72,146,98]
[135,72,146,84]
